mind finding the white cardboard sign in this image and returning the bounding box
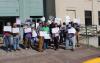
[4,26,12,32]
[12,28,20,33]
[24,28,32,33]
[39,31,46,36]
[52,28,59,33]
[68,28,76,34]
[44,34,51,39]
[16,18,21,25]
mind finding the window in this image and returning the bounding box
[85,11,92,26]
[98,11,100,25]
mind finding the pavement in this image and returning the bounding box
[0,44,99,63]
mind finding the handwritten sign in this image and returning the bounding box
[52,28,59,33]
[12,28,20,33]
[44,34,51,39]
[16,18,21,25]
[24,28,32,33]
[68,28,76,34]
[4,26,12,32]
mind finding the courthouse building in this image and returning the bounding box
[55,0,100,47]
[1,0,100,32]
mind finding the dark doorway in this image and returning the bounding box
[0,17,17,35]
[85,11,92,26]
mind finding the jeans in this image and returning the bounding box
[65,36,76,49]
[4,36,12,50]
[44,39,50,49]
[13,35,20,50]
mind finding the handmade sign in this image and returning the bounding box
[36,23,39,29]
[55,18,61,25]
[68,28,76,34]
[41,17,45,22]
[65,16,71,24]
[4,26,12,32]
[32,30,37,37]
[52,27,59,34]
[16,18,21,25]
[24,28,32,33]
[44,34,51,39]
[12,28,20,33]
[39,31,45,36]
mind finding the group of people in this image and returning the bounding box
[3,17,80,52]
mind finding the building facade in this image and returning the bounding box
[0,0,44,34]
[55,0,100,30]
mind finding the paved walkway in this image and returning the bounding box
[0,44,99,63]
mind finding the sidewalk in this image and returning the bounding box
[0,44,99,63]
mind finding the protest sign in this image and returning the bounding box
[16,18,21,25]
[52,28,59,33]
[4,26,12,32]
[44,34,51,39]
[39,31,45,36]
[68,28,76,34]
[41,17,45,22]
[24,28,32,33]
[12,28,20,33]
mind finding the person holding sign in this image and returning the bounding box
[52,23,60,50]
[38,23,44,52]
[65,22,76,51]
[12,23,20,51]
[31,27,38,48]
[42,23,50,49]
[3,22,12,52]
[23,24,32,49]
